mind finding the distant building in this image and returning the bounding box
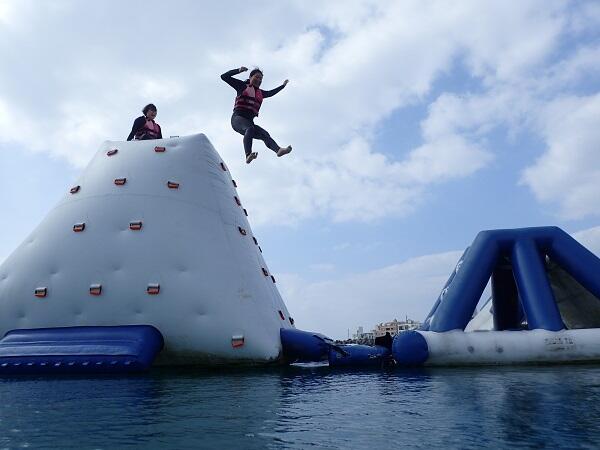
[353,326,375,341]
[353,318,421,343]
[373,318,421,337]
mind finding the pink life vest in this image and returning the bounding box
[136,119,160,139]
[234,84,264,117]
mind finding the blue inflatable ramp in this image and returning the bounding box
[280,328,334,363]
[0,325,164,375]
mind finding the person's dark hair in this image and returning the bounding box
[249,68,263,78]
[142,103,157,115]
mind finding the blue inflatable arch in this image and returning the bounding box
[421,226,600,332]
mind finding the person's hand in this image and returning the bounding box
[283,79,289,86]
[239,66,248,73]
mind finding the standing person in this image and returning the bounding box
[221,66,292,164]
[127,104,163,141]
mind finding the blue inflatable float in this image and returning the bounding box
[393,226,600,366]
[0,325,164,374]
[280,328,392,367]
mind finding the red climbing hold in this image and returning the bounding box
[89,284,102,296]
[147,283,160,295]
[73,223,86,232]
[129,221,143,231]
[231,335,245,348]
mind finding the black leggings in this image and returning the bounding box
[231,114,280,156]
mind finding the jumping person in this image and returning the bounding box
[127,103,163,141]
[221,67,292,164]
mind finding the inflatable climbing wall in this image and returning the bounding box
[0,134,295,365]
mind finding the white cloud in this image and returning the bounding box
[397,135,492,184]
[0,0,598,226]
[573,225,600,256]
[457,1,565,83]
[279,250,462,339]
[541,45,600,89]
[568,1,600,34]
[0,0,22,26]
[309,263,336,273]
[134,77,187,103]
[402,43,600,223]
[521,93,600,219]
[0,1,10,23]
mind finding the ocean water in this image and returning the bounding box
[1,364,600,449]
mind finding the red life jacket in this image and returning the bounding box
[234,84,264,117]
[135,119,161,140]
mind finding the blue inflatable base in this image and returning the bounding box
[281,329,394,368]
[280,328,334,363]
[328,344,392,368]
[0,325,164,375]
[392,331,429,366]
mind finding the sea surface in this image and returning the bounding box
[1,364,599,449]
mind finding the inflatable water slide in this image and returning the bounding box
[1,134,600,374]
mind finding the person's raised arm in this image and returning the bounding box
[127,116,145,141]
[262,79,289,98]
[221,67,248,92]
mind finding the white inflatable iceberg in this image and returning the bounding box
[0,134,295,366]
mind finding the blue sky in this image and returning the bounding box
[1,0,600,338]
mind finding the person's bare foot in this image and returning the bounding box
[246,152,258,164]
[277,146,292,157]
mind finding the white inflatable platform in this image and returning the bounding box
[0,135,295,366]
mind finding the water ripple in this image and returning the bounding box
[0,365,599,448]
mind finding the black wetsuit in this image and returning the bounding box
[221,68,286,156]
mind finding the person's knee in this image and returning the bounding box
[258,126,271,139]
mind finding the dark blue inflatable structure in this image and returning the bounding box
[282,226,600,368]
[328,344,391,368]
[420,226,600,332]
[0,325,164,375]
[393,226,600,366]
[280,328,392,368]
[280,329,393,367]
[280,328,334,363]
